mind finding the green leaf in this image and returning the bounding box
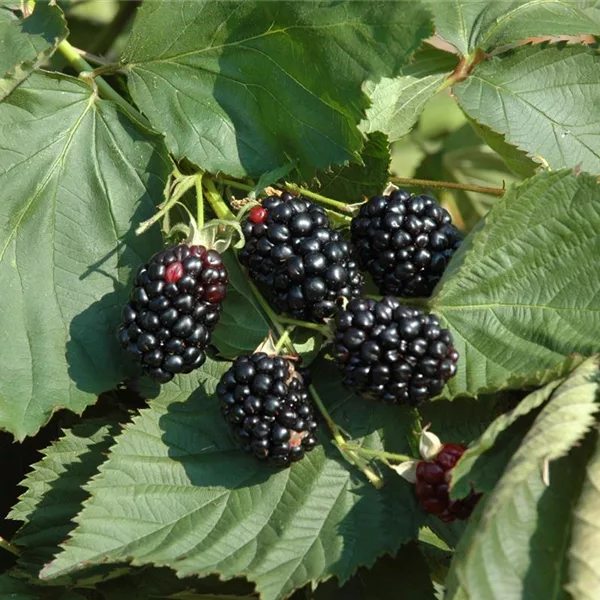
[9,416,123,576]
[427,0,600,55]
[360,45,459,142]
[451,378,565,497]
[0,71,171,439]
[211,252,270,359]
[308,542,435,600]
[0,573,85,600]
[314,132,391,203]
[122,1,433,178]
[455,44,600,174]
[430,170,600,399]
[0,2,67,101]
[446,357,599,600]
[41,356,424,600]
[567,429,600,600]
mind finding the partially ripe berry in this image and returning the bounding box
[414,442,481,522]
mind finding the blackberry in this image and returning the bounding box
[333,296,458,406]
[217,353,318,467]
[415,443,481,522]
[118,244,228,383]
[239,193,363,322]
[351,189,461,297]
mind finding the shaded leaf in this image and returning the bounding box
[446,357,600,600]
[314,132,391,203]
[308,542,435,600]
[9,416,124,577]
[361,45,459,142]
[455,45,600,174]
[0,572,85,600]
[41,356,424,600]
[0,2,67,100]
[567,429,600,600]
[122,0,433,177]
[0,71,171,439]
[211,252,270,359]
[430,170,600,399]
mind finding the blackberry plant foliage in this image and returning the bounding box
[3,2,600,600]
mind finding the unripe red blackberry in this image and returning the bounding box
[333,296,458,406]
[118,244,228,383]
[351,189,461,297]
[217,353,318,467]
[239,193,363,322]
[415,443,481,522]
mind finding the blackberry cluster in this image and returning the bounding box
[239,193,363,322]
[351,189,461,297]
[333,296,458,406]
[217,353,318,467]
[415,443,481,522]
[119,244,228,383]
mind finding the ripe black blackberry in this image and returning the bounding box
[351,189,461,297]
[333,296,458,406]
[118,244,228,383]
[239,193,363,322]
[217,353,318,467]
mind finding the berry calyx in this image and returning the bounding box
[249,205,268,223]
[333,296,458,405]
[118,244,228,383]
[217,353,318,467]
[415,442,481,522]
[239,192,363,322]
[351,189,461,297]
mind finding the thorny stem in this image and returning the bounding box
[214,175,354,214]
[71,47,113,66]
[0,536,20,557]
[390,176,505,197]
[57,40,150,128]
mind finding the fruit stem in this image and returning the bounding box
[246,277,286,338]
[389,177,505,197]
[274,327,295,354]
[195,173,204,230]
[283,182,356,214]
[277,315,331,337]
[204,178,236,220]
[216,177,255,193]
[136,174,196,235]
[342,443,414,464]
[56,39,150,128]
[309,386,384,488]
[0,536,20,557]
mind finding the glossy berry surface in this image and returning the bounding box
[118,244,228,383]
[217,353,318,467]
[415,443,481,522]
[351,189,461,297]
[239,193,363,322]
[333,296,458,406]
